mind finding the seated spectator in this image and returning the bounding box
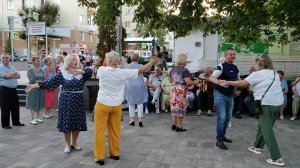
[233,88,248,119]
[148,67,163,113]
[161,68,172,113]
[291,80,300,120]
[277,70,288,120]
[243,66,258,117]
[187,85,195,109]
[196,67,214,116]
[243,89,257,117]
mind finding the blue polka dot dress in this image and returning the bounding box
[39,68,93,132]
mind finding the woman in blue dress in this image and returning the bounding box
[126,53,148,127]
[26,54,93,154]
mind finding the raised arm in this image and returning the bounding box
[138,57,159,74]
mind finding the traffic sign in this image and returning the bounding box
[28,22,46,35]
[12,32,19,40]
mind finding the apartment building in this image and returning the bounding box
[0,0,98,57]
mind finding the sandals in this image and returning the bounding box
[267,158,285,167]
[248,146,262,154]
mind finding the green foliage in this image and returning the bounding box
[135,21,167,46]
[18,0,60,27]
[4,39,16,55]
[79,0,300,46]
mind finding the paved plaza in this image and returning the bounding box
[0,108,299,168]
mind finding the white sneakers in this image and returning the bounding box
[248,146,262,154]
[197,110,202,116]
[35,118,44,123]
[164,109,169,113]
[145,108,149,114]
[267,158,285,167]
[279,116,284,120]
[248,147,285,167]
[290,116,296,121]
[30,120,38,125]
[156,108,160,114]
[30,118,43,125]
[64,146,71,154]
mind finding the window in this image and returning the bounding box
[79,15,83,25]
[7,0,14,9]
[89,33,93,43]
[87,15,93,25]
[80,32,85,41]
[125,21,131,28]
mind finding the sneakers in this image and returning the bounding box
[248,146,262,154]
[71,145,81,151]
[267,158,285,167]
[207,110,212,116]
[197,110,202,116]
[290,116,296,121]
[164,109,168,113]
[156,108,160,114]
[145,109,149,114]
[30,120,38,125]
[279,115,284,120]
[43,114,50,119]
[35,118,44,123]
[64,146,71,154]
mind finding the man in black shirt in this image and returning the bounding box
[210,48,240,150]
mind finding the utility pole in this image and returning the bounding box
[1,0,4,53]
[116,6,122,55]
[8,16,14,61]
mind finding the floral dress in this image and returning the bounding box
[39,68,93,132]
[170,66,191,117]
[26,68,45,111]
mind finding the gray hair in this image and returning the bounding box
[0,53,10,60]
[105,51,120,66]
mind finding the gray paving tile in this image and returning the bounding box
[0,108,299,168]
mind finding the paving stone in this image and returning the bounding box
[0,108,299,168]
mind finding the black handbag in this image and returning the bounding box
[256,70,276,114]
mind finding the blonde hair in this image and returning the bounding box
[255,54,274,70]
[175,53,187,66]
[63,54,76,70]
[130,53,139,62]
[105,51,120,66]
[43,56,52,64]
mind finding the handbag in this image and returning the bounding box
[256,70,276,114]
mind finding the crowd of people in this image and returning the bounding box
[1,46,300,167]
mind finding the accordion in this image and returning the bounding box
[199,79,213,93]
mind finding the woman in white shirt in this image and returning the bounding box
[224,55,284,167]
[93,51,158,165]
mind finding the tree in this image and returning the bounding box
[18,0,60,39]
[79,0,300,46]
[135,21,167,46]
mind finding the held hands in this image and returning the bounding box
[25,83,40,93]
[218,80,230,88]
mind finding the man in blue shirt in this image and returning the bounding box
[0,53,25,129]
[210,48,240,150]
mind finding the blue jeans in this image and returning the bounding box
[214,90,234,142]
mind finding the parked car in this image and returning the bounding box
[139,51,152,64]
[19,55,28,62]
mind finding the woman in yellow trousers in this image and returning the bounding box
[93,51,158,166]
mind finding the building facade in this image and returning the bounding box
[0,0,98,57]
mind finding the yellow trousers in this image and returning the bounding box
[94,101,122,160]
